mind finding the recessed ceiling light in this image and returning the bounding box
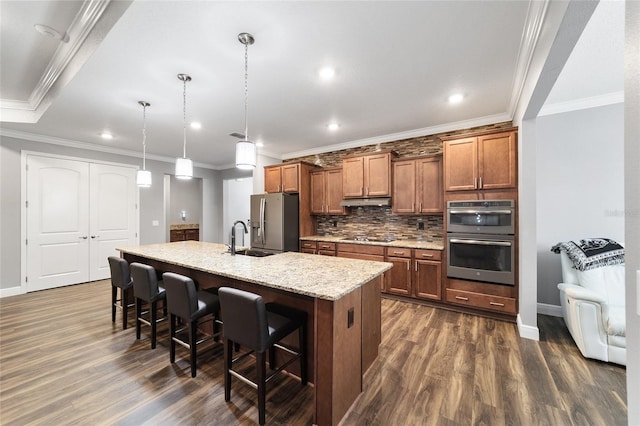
[327,122,340,131]
[190,122,201,129]
[319,67,336,81]
[100,132,113,140]
[448,93,464,104]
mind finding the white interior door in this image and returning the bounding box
[89,164,138,281]
[26,156,90,291]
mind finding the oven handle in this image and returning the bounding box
[449,210,513,215]
[449,238,512,247]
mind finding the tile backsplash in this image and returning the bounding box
[316,207,443,242]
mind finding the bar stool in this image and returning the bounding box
[130,263,167,349]
[108,256,134,330]
[218,287,307,425]
[162,272,221,378]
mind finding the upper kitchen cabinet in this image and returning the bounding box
[392,155,443,214]
[310,168,346,215]
[342,151,397,198]
[264,163,301,193]
[443,129,517,192]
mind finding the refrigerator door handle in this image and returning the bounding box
[260,197,266,245]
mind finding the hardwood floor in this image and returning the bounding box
[0,281,627,425]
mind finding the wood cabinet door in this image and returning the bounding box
[444,137,477,191]
[385,257,412,295]
[365,153,391,197]
[342,157,364,197]
[478,131,517,190]
[414,259,442,300]
[392,160,416,214]
[416,156,443,213]
[310,171,326,214]
[185,229,199,241]
[281,163,300,193]
[325,168,345,214]
[264,166,282,193]
[170,230,186,242]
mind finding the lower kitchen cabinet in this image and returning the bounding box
[170,227,199,242]
[384,247,442,300]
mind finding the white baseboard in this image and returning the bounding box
[517,314,540,341]
[0,286,23,298]
[537,303,563,317]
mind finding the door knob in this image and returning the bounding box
[91,235,99,239]
[79,236,88,239]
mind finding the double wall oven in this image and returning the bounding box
[446,200,515,286]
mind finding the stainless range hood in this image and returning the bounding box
[339,197,392,207]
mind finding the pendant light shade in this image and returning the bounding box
[175,73,193,179]
[175,157,193,179]
[236,32,257,169]
[137,101,152,188]
[235,140,257,170]
[136,169,152,187]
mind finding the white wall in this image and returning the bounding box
[222,177,252,245]
[167,175,203,227]
[624,1,640,422]
[536,103,625,306]
[0,135,223,291]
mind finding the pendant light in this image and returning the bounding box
[136,101,152,188]
[236,32,257,170]
[175,73,193,179]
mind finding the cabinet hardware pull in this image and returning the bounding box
[489,302,505,307]
[455,296,469,301]
[393,251,404,255]
[415,262,418,271]
[407,262,410,271]
[321,245,330,249]
[419,202,422,212]
[421,254,433,257]
[361,187,364,196]
[479,177,483,188]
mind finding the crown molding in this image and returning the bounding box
[281,112,511,160]
[508,0,551,118]
[538,91,624,116]
[1,0,132,124]
[0,128,223,171]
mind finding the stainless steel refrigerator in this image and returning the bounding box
[250,193,299,253]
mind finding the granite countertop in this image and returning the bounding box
[170,223,200,230]
[117,241,392,301]
[300,235,444,250]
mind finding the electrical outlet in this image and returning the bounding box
[152,220,159,227]
[332,220,338,227]
[418,221,425,230]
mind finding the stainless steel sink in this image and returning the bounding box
[235,248,275,257]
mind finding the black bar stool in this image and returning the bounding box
[130,263,167,349]
[218,287,307,425]
[162,272,221,378]
[108,256,134,330]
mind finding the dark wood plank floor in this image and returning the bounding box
[0,281,627,425]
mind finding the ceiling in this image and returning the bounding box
[0,1,624,170]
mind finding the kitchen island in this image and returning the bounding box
[117,241,391,426]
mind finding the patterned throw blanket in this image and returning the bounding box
[551,238,625,271]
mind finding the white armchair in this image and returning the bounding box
[557,251,626,365]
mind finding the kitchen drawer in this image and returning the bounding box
[317,242,336,251]
[300,241,317,250]
[318,250,336,256]
[385,247,412,258]
[300,248,316,254]
[414,249,441,261]
[337,243,385,256]
[445,289,516,314]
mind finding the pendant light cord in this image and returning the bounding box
[244,41,249,141]
[142,103,147,170]
[182,78,187,158]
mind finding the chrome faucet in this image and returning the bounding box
[230,220,248,256]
